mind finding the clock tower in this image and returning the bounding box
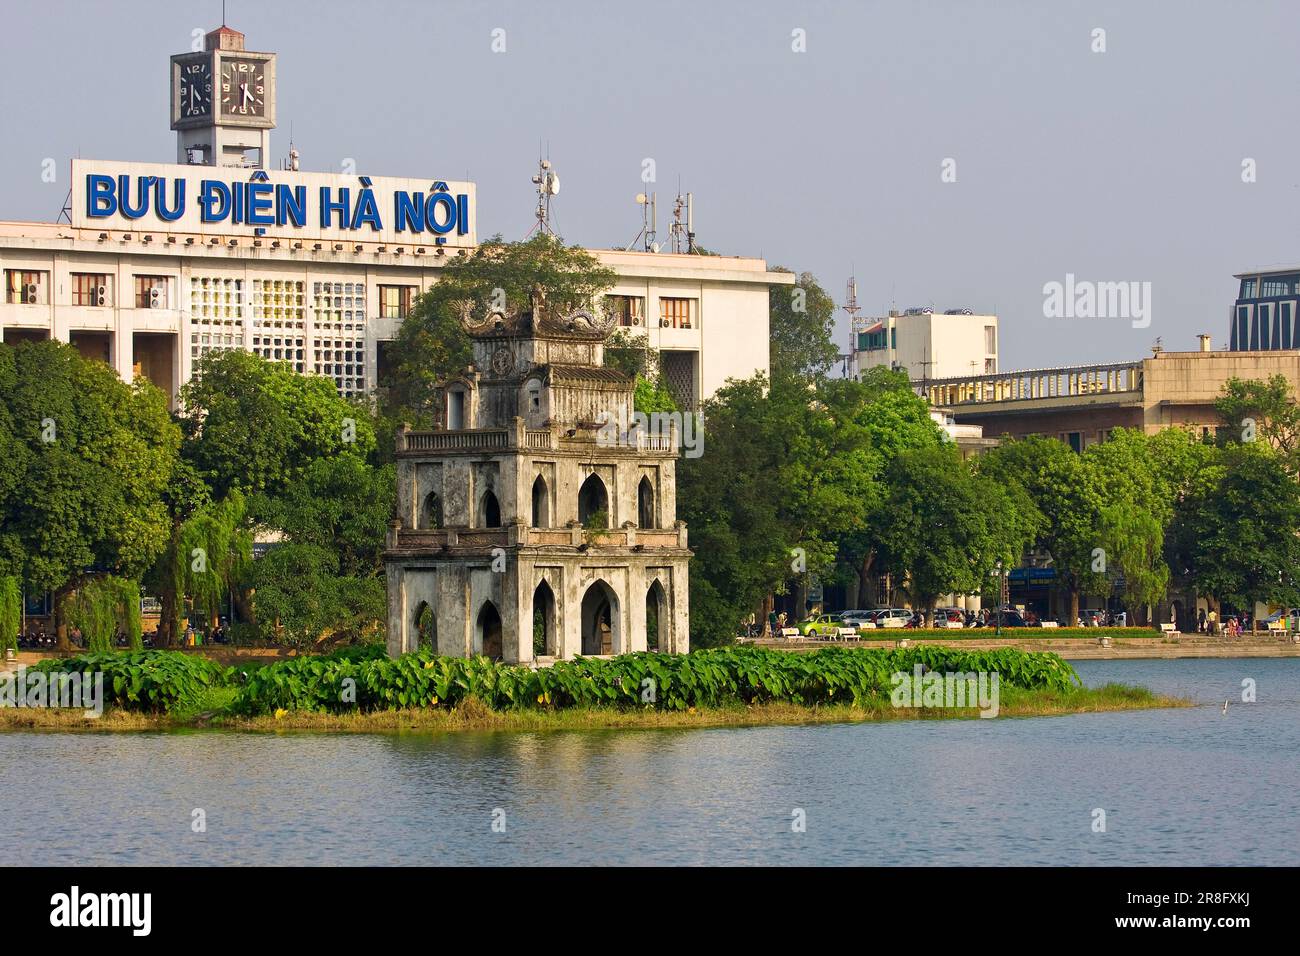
[170,25,276,168]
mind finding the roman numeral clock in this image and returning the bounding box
[170,25,276,169]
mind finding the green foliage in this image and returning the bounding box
[179,349,375,502]
[768,268,839,380]
[0,575,19,652]
[582,508,610,532]
[68,576,142,652]
[248,542,386,646]
[872,444,1041,617]
[0,340,179,615]
[232,644,1079,715]
[1214,374,1300,474]
[30,651,229,713]
[1168,442,1300,610]
[385,235,617,415]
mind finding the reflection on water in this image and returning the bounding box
[1,658,1297,865]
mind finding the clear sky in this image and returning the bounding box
[2,0,1297,371]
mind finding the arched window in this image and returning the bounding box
[481,489,501,528]
[581,580,619,655]
[637,476,655,529]
[533,579,556,658]
[477,601,503,660]
[526,380,542,419]
[578,474,609,529]
[447,388,466,430]
[646,579,667,652]
[414,601,437,653]
[531,474,549,528]
[421,492,443,529]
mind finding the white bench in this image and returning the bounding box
[1159,623,1178,634]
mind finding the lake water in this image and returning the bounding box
[1,658,1297,865]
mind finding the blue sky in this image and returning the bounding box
[2,0,1297,369]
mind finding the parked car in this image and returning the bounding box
[1080,609,1108,627]
[871,608,912,628]
[932,607,966,628]
[796,614,844,639]
[987,606,1029,628]
[839,609,877,628]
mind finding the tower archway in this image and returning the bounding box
[476,601,503,660]
[580,580,620,655]
[578,474,608,528]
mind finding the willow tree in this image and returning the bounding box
[0,575,19,654]
[68,576,143,652]
[153,490,253,645]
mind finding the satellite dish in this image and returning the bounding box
[651,242,661,253]
[635,192,647,204]
[546,171,560,195]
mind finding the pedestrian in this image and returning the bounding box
[1198,608,1207,634]
[1208,607,1218,636]
[767,609,777,638]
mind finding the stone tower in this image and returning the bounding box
[384,289,691,662]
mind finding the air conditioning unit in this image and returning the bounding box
[660,318,670,328]
[632,315,642,326]
[149,287,163,308]
[22,284,38,304]
[94,286,108,306]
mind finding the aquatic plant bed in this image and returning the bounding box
[0,645,1188,732]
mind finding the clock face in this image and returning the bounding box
[220,59,266,116]
[179,61,212,118]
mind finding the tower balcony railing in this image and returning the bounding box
[389,522,689,551]
[920,361,1144,408]
[397,419,555,455]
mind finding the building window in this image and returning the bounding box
[379,284,415,319]
[1063,431,1083,454]
[984,358,996,374]
[605,295,646,327]
[984,325,997,354]
[1284,302,1295,350]
[1260,276,1298,298]
[1240,277,1258,299]
[659,297,693,329]
[134,275,170,309]
[5,270,48,304]
[312,281,366,396]
[1259,304,1273,349]
[71,273,111,307]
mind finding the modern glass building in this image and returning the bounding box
[1230,267,1300,351]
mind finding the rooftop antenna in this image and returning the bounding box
[843,275,861,378]
[281,123,299,171]
[627,191,658,252]
[525,154,560,239]
[669,185,695,253]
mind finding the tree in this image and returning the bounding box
[605,328,678,414]
[1215,375,1300,474]
[873,444,1039,624]
[249,542,385,647]
[977,436,1108,624]
[385,234,618,416]
[1169,443,1300,614]
[767,268,839,380]
[179,350,376,505]
[833,367,945,605]
[0,341,178,650]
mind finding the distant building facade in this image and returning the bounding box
[851,308,998,382]
[0,24,791,411]
[1229,265,1300,352]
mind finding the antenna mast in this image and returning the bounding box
[843,275,861,378]
[525,156,561,238]
[670,189,695,253]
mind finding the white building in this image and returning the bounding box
[0,25,789,410]
[850,308,999,384]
